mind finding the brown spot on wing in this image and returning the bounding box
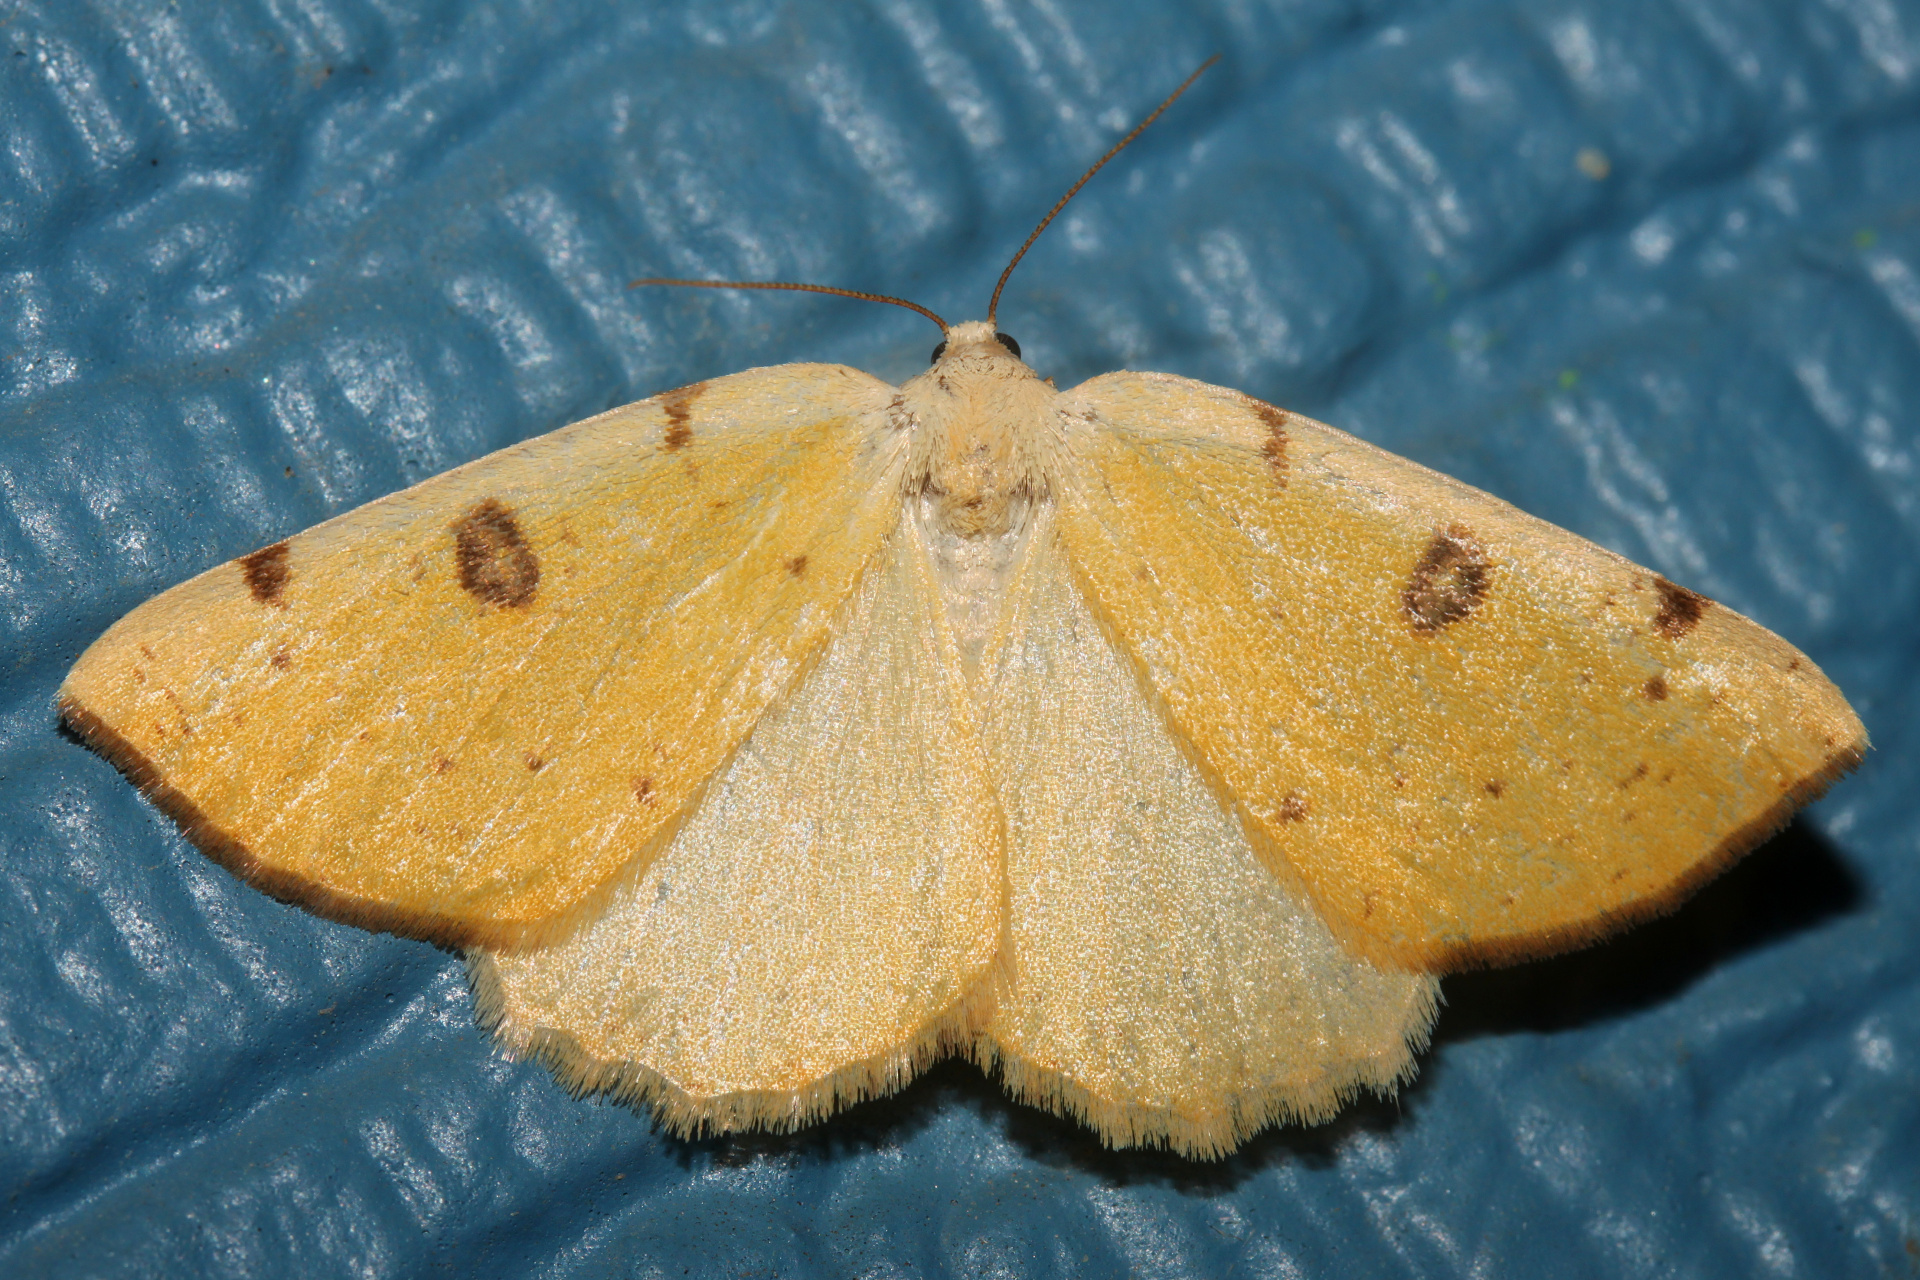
[524,753,546,772]
[1484,779,1505,798]
[1643,676,1669,701]
[270,650,290,670]
[660,380,706,450]
[454,499,539,608]
[632,776,656,806]
[1247,397,1290,485]
[1277,791,1310,821]
[1403,525,1492,633]
[786,555,809,578]
[1652,577,1710,638]
[239,541,291,606]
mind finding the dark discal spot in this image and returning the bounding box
[454,499,539,607]
[1247,397,1290,485]
[632,776,656,806]
[240,541,291,606]
[1277,791,1310,821]
[786,555,809,578]
[1787,657,1802,672]
[1652,576,1710,638]
[525,753,545,772]
[1618,761,1649,789]
[1643,675,1669,701]
[432,756,455,774]
[1484,779,1505,798]
[660,381,706,450]
[270,650,290,670]
[1403,525,1491,633]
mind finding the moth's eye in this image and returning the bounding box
[996,332,1022,359]
[929,340,947,364]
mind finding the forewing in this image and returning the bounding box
[1056,372,1865,970]
[469,514,1002,1132]
[60,365,907,949]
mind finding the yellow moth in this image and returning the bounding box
[60,64,1864,1159]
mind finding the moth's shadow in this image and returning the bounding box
[1434,816,1860,1042]
[663,818,1859,1187]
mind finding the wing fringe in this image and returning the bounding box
[1428,739,1867,972]
[59,692,564,951]
[466,950,987,1138]
[966,981,1438,1161]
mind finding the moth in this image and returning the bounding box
[59,63,1863,1158]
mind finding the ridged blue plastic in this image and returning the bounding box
[2,2,1915,1275]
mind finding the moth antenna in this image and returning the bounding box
[629,278,948,334]
[986,55,1220,329]
[632,57,1218,339]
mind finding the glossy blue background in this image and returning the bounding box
[2,1,1917,1275]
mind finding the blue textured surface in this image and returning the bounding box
[3,1,1917,1274]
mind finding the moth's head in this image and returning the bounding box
[929,320,1023,368]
